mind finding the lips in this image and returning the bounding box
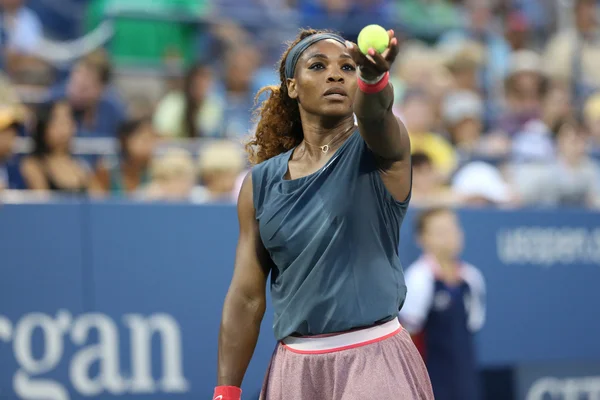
[324,87,347,97]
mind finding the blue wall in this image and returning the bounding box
[1,201,600,399]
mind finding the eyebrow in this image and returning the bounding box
[305,52,353,61]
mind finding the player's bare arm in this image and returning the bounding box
[217,173,272,390]
[347,30,411,202]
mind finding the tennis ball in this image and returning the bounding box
[357,25,390,55]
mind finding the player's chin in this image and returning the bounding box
[320,101,353,117]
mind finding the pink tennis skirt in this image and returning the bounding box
[259,318,434,400]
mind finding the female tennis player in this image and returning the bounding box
[214,28,434,400]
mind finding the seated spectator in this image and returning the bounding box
[496,50,547,135]
[504,11,530,52]
[0,0,42,75]
[20,100,89,193]
[543,0,600,106]
[510,81,571,163]
[51,50,126,138]
[219,45,262,138]
[397,89,457,179]
[438,0,511,106]
[442,39,485,93]
[195,140,246,203]
[153,62,224,138]
[392,42,453,107]
[442,90,511,164]
[142,148,199,202]
[89,118,156,196]
[411,152,460,208]
[0,105,25,190]
[545,120,599,208]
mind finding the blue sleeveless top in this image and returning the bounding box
[252,130,410,340]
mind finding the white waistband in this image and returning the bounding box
[282,318,401,353]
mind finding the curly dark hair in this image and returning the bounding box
[246,28,332,165]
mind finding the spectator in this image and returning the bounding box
[411,152,459,208]
[512,118,600,208]
[393,42,454,107]
[496,50,547,135]
[398,89,457,179]
[442,39,485,93]
[20,100,90,193]
[195,140,246,203]
[89,118,156,197]
[399,207,486,400]
[438,0,512,107]
[543,0,600,106]
[548,119,599,208]
[219,45,261,138]
[510,81,571,163]
[53,50,126,138]
[143,148,199,202]
[153,62,224,138]
[0,105,25,190]
[504,11,530,51]
[0,0,43,74]
[442,89,510,164]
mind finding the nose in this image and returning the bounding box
[327,69,344,83]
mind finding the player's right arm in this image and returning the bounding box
[217,172,272,390]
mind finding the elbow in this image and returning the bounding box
[222,289,266,324]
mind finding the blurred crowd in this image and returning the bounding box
[0,0,599,208]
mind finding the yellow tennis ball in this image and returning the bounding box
[357,25,390,55]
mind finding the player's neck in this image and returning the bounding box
[300,113,355,151]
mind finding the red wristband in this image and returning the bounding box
[213,386,241,400]
[357,71,389,94]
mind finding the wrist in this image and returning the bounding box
[358,67,386,84]
[357,71,389,94]
[213,385,242,400]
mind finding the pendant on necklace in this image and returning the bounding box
[320,145,329,154]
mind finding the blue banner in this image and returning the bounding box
[1,202,600,400]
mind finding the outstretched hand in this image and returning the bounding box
[345,30,399,81]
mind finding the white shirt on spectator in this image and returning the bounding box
[400,256,486,335]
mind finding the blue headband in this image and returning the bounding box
[284,33,346,79]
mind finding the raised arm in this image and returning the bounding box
[216,173,272,394]
[346,31,411,202]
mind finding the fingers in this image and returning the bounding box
[345,40,370,65]
[383,37,400,65]
[346,31,399,74]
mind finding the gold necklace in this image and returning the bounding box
[303,126,354,154]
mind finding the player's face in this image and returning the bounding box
[287,40,357,118]
[420,211,464,259]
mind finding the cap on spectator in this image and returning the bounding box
[584,92,600,121]
[452,162,510,204]
[198,140,245,175]
[0,105,26,131]
[509,50,542,76]
[441,40,486,73]
[442,90,483,125]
